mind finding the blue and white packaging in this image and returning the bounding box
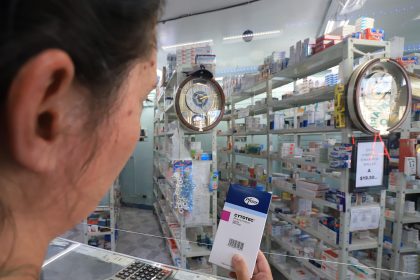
[209,184,272,277]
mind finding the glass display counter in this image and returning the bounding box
[42,238,226,280]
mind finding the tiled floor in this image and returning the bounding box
[61,207,172,265]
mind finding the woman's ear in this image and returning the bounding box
[5,49,75,173]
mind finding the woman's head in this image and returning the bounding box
[0,0,163,245]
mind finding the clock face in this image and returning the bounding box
[176,76,225,132]
[348,59,411,135]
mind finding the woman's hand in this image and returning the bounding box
[230,251,273,280]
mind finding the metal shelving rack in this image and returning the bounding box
[152,69,218,275]
[384,119,420,280]
[217,38,391,280]
[83,180,119,251]
[386,177,420,280]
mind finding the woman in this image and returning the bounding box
[0,1,272,280]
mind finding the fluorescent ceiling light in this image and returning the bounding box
[223,30,282,41]
[162,39,213,50]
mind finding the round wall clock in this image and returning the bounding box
[175,67,225,132]
[347,58,412,135]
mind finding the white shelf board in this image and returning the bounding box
[348,237,378,251]
[275,213,339,249]
[271,236,334,280]
[388,187,420,194]
[270,126,340,135]
[400,245,420,253]
[86,231,112,237]
[405,188,420,194]
[222,114,232,121]
[234,130,268,136]
[231,105,269,119]
[386,214,420,224]
[272,184,339,210]
[271,86,335,112]
[269,259,292,279]
[95,206,111,211]
[216,131,233,136]
[218,149,233,155]
[234,152,267,159]
[270,156,330,169]
[229,79,268,105]
[163,71,178,96]
[184,242,211,258]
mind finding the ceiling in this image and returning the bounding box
[157,0,420,75]
[160,0,254,22]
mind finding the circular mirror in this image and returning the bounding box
[347,58,412,135]
[175,75,225,132]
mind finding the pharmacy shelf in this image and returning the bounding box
[229,79,268,105]
[234,152,267,159]
[158,176,214,228]
[274,213,339,249]
[218,149,233,156]
[230,105,269,119]
[164,102,174,113]
[268,259,292,279]
[227,39,387,106]
[183,243,212,258]
[235,171,267,185]
[154,131,176,137]
[86,231,112,237]
[271,236,334,280]
[270,126,340,135]
[381,270,418,280]
[162,71,178,96]
[157,199,211,258]
[408,127,420,133]
[399,245,420,253]
[95,206,111,211]
[272,184,339,210]
[154,150,181,162]
[271,39,388,87]
[221,114,232,121]
[216,131,233,136]
[233,130,268,136]
[387,187,420,194]
[227,40,386,105]
[83,181,118,251]
[281,167,342,182]
[154,66,218,273]
[219,39,389,280]
[348,238,379,251]
[157,71,179,104]
[218,167,231,174]
[386,214,420,224]
[274,212,378,252]
[271,86,335,112]
[270,155,330,169]
[155,203,182,267]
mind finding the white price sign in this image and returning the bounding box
[355,141,385,188]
